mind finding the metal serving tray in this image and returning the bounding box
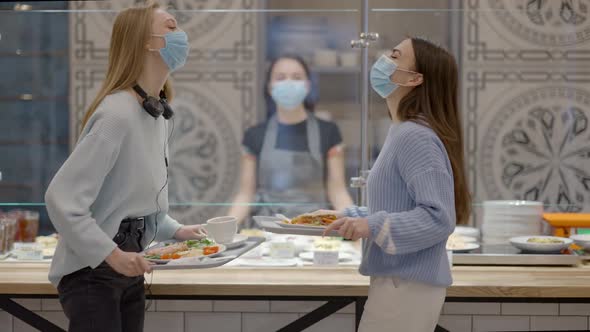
[453,244,581,266]
[150,236,265,270]
[253,216,340,237]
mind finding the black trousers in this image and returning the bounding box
[57,220,145,332]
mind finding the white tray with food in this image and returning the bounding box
[253,215,340,237]
[144,236,264,270]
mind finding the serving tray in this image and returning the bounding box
[150,236,265,270]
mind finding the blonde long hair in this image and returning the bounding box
[81,1,173,130]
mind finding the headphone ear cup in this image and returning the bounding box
[161,100,174,120]
[143,96,165,118]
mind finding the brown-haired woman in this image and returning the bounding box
[45,2,206,331]
[320,37,471,331]
[229,55,353,227]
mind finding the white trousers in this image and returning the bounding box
[358,276,446,332]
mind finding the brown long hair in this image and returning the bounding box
[398,37,471,225]
[80,1,173,130]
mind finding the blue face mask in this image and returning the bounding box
[370,54,399,98]
[270,80,308,110]
[151,31,190,72]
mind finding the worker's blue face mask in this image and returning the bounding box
[271,80,309,110]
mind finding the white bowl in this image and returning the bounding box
[509,236,572,253]
[570,234,590,250]
[454,226,480,238]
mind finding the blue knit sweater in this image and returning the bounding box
[345,121,455,287]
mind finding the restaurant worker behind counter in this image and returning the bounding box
[313,37,471,332]
[44,2,206,331]
[229,55,354,228]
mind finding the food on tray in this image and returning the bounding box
[314,239,340,251]
[526,237,564,244]
[240,229,265,237]
[36,235,58,247]
[446,233,469,250]
[35,234,58,257]
[144,238,219,260]
[288,214,338,226]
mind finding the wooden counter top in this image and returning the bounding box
[1,262,589,299]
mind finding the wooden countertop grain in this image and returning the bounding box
[1,262,589,298]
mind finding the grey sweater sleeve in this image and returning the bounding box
[45,131,120,268]
[155,213,182,242]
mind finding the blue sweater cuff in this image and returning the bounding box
[344,206,369,218]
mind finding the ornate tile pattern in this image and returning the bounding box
[462,0,590,216]
[69,0,259,223]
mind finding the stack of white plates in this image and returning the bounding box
[481,200,543,244]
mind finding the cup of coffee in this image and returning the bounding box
[204,216,237,244]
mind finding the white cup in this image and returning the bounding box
[204,216,237,244]
[269,240,296,258]
[313,250,339,265]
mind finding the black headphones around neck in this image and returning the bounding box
[133,84,174,120]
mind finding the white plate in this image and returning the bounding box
[145,244,227,264]
[448,243,480,253]
[461,236,478,243]
[221,234,249,249]
[236,257,298,267]
[298,251,354,262]
[509,236,572,253]
[570,234,590,250]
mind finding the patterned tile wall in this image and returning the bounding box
[68,0,260,224]
[462,0,590,217]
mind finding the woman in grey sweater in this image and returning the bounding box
[44,3,205,331]
[320,37,471,331]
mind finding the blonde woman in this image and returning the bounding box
[44,3,205,331]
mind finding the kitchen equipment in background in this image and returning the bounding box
[481,200,543,245]
[11,210,39,243]
[313,48,339,67]
[543,213,590,237]
[453,244,580,266]
[0,215,16,256]
[339,52,359,67]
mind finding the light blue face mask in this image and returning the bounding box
[370,54,399,98]
[270,80,308,110]
[151,31,190,72]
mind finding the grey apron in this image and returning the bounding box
[251,114,329,225]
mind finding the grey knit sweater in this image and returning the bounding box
[45,90,181,286]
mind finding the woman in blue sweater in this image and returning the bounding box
[321,37,471,331]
